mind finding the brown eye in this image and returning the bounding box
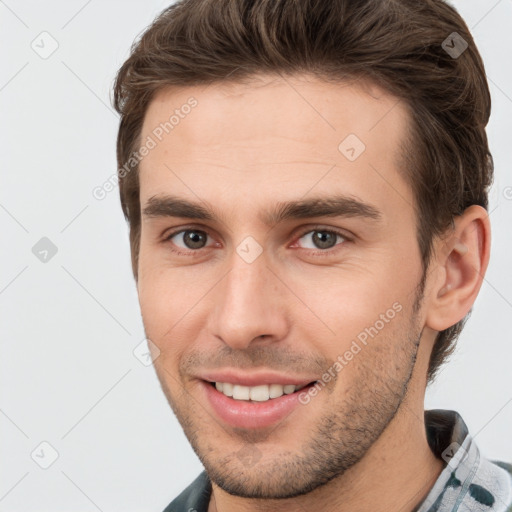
[166,229,211,251]
[297,229,346,251]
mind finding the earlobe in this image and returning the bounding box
[426,205,491,332]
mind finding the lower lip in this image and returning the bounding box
[201,380,314,429]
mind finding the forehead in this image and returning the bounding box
[138,74,413,223]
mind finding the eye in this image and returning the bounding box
[295,228,347,252]
[164,228,214,254]
[163,226,349,257]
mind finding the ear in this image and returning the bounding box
[425,205,491,332]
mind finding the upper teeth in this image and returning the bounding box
[215,382,303,401]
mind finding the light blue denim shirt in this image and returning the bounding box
[414,410,512,512]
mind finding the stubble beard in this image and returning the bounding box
[151,267,427,500]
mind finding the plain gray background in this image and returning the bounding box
[1,1,511,510]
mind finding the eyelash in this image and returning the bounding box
[163,225,350,257]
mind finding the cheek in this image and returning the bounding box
[323,305,415,402]
[137,259,216,358]
[289,263,409,339]
[138,245,188,315]
[138,268,167,331]
[138,277,184,378]
[137,255,181,348]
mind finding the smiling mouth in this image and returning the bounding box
[208,381,317,402]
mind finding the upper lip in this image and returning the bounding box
[198,369,317,387]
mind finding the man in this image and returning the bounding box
[112,0,512,510]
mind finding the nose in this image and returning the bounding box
[208,249,289,350]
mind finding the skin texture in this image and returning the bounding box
[136,74,490,512]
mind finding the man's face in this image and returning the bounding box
[137,75,429,498]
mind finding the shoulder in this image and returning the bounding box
[162,471,212,512]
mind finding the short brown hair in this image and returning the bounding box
[113,0,493,384]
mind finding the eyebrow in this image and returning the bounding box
[142,194,382,226]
